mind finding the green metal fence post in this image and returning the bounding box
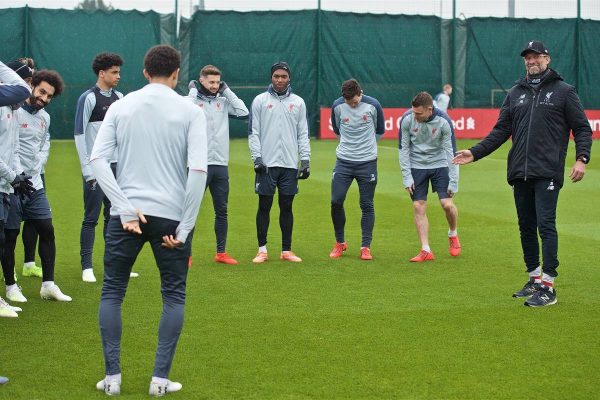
[576,0,581,91]
[24,5,29,57]
[451,0,456,105]
[316,0,322,138]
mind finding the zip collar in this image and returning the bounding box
[516,68,562,89]
[267,84,292,99]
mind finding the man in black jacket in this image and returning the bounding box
[453,40,592,307]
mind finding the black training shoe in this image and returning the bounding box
[524,285,557,307]
[512,280,538,298]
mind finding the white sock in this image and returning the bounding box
[422,245,431,253]
[41,281,54,289]
[24,262,36,268]
[258,246,267,253]
[448,229,458,237]
[529,266,542,283]
[6,284,18,292]
[542,273,555,291]
[106,373,121,383]
[152,376,168,385]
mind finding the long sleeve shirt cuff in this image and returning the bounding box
[175,170,207,243]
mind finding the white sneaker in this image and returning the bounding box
[82,268,97,283]
[9,304,22,312]
[40,284,72,302]
[6,285,27,303]
[149,379,182,396]
[0,297,18,318]
[130,272,139,278]
[96,379,121,396]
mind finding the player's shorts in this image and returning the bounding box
[411,167,450,201]
[332,158,378,181]
[255,167,298,196]
[6,189,52,230]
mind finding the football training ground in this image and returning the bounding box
[1,138,598,399]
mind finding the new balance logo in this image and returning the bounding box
[547,180,555,191]
[369,174,376,182]
[540,294,550,301]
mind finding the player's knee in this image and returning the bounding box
[278,195,294,212]
[413,200,427,213]
[331,199,344,210]
[36,219,55,242]
[258,195,274,212]
[214,203,228,217]
[440,199,455,213]
[359,199,374,213]
[82,218,99,227]
[4,229,19,248]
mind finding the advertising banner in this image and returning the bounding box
[320,108,600,140]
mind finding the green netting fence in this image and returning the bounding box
[1,7,599,138]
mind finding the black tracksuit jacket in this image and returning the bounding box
[470,69,592,188]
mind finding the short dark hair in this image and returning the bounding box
[200,65,221,77]
[92,52,123,75]
[341,79,362,100]
[144,45,180,78]
[31,70,64,97]
[411,92,433,108]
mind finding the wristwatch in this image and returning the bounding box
[577,155,589,164]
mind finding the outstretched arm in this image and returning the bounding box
[452,150,474,165]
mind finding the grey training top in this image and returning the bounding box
[433,92,450,112]
[399,107,459,193]
[248,85,310,168]
[15,104,50,190]
[90,83,208,243]
[0,62,31,194]
[188,86,248,165]
[331,95,385,162]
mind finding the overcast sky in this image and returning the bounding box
[1,0,598,19]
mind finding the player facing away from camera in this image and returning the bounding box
[453,40,592,307]
[0,60,31,318]
[329,79,384,260]
[91,45,208,396]
[399,92,460,262]
[248,61,311,263]
[188,64,248,265]
[75,52,138,283]
[2,69,72,304]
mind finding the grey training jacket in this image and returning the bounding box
[248,85,310,168]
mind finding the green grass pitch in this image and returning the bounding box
[1,138,598,399]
